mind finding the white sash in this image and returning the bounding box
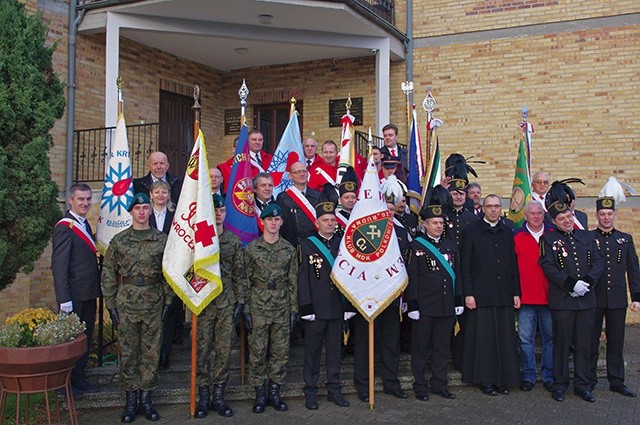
[57,217,97,253]
[335,210,349,228]
[286,186,317,226]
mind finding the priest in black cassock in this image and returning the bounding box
[460,194,521,395]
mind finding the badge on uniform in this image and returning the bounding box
[309,254,323,279]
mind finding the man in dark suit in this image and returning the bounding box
[540,201,604,403]
[133,151,183,205]
[218,130,273,186]
[589,196,640,397]
[51,183,102,396]
[276,161,320,248]
[380,123,408,173]
[461,194,521,396]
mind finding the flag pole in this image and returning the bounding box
[401,81,413,139]
[114,77,123,363]
[422,87,436,177]
[368,319,375,409]
[188,85,202,420]
[238,79,249,384]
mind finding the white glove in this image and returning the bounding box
[455,306,464,316]
[408,311,420,320]
[301,314,316,321]
[573,280,590,297]
[59,301,73,313]
[344,312,356,320]
[570,292,580,298]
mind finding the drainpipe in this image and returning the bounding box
[65,0,85,205]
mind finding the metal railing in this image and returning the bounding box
[353,130,406,154]
[353,0,395,25]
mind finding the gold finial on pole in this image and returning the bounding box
[289,95,297,118]
[402,81,413,134]
[116,77,123,116]
[345,94,352,112]
[238,79,249,125]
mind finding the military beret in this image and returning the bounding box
[260,203,282,219]
[128,192,150,211]
[213,194,225,208]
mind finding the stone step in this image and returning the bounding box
[77,340,607,409]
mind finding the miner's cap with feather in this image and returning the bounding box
[338,166,359,197]
[596,176,637,211]
[420,185,452,220]
[444,153,484,192]
[544,178,585,211]
[315,183,337,218]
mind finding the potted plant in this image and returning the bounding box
[0,308,87,392]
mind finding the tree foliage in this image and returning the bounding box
[0,0,65,290]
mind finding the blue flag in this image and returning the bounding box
[267,111,303,198]
[406,105,425,215]
[223,124,259,246]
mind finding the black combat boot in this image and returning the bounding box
[252,383,267,413]
[267,380,288,411]
[121,390,138,423]
[212,383,233,417]
[139,390,160,421]
[194,385,210,419]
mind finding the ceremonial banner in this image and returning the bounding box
[267,110,303,198]
[331,156,408,321]
[421,137,442,201]
[336,112,355,185]
[507,138,532,229]
[406,105,424,215]
[96,113,133,255]
[163,130,222,315]
[224,124,259,246]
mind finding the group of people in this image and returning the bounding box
[50,126,640,423]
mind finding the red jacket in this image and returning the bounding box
[513,224,554,305]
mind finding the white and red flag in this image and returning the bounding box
[331,155,408,320]
[163,130,222,315]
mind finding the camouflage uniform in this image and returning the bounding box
[244,236,298,387]
[102,227,170,391]
[196,230,246,386]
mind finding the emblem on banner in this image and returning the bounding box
[344,211,394,262]
[187,149,199,180]
[231,176,255,217]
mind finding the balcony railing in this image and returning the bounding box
[353,0,395,25]
[74,124,397,183]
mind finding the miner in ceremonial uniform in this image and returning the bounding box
[539,199,604,403]
[276,161,320,247]
[588,185,640,398]
[544,178,588,229]
[194,195,247,418]
[244,203,299,413]
[101,193,172,423]
[335,167,359,236]
[461,194,521,396]
[352,176,409,402]
[298,188,352,410]
[406,186,463,401]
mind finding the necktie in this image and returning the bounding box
[391,148,396,157]
[85,221,93,237]
[256,154,262,166]
[306,159,312,168]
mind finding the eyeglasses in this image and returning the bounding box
[290,169,308,175]
[483,204,502,209]
[533,180,549,185]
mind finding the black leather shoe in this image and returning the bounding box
[497,386,510,395]
[415,392,429,401]
[543,381,554,393]
[578,389,595,402]
[357,392,369,403]
[383,388,408,399]
[328,391,350,407]
[552,390,565,402]
[480,384,498,396]
[305,393,319,410]
[519,381,534,392]
[611,385,637,398]
[432,389,456,399]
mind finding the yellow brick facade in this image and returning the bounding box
[2,0,638,323]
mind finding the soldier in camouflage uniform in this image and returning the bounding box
[102,193,172,423]
[195,195,247,419]
[243,203,299,413]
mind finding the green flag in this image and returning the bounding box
[508,138,531,229]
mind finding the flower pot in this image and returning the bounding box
[0,332,87,392]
